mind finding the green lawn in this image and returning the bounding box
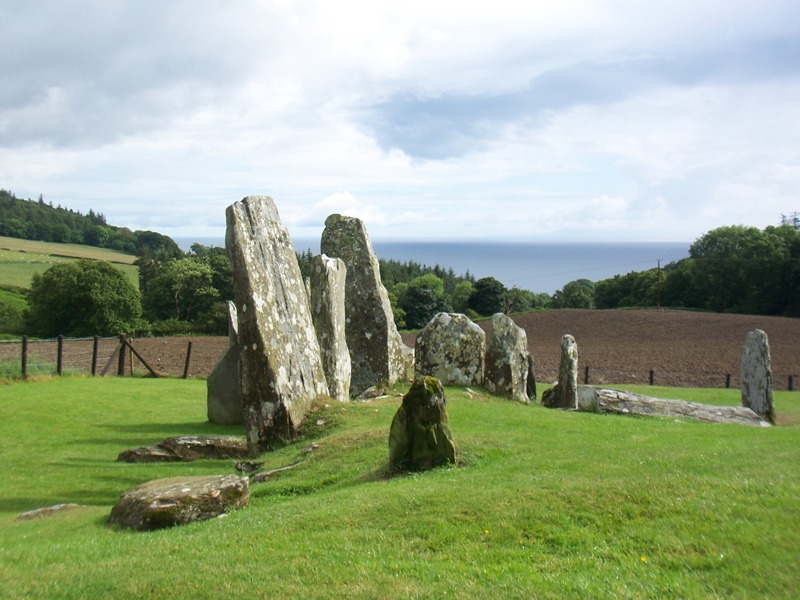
[1,378,798,599]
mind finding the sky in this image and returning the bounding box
[1,0,799,243]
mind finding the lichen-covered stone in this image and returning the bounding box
[541,334,579,409]
[207,300,242,424]
[741,329,775,424]
[414,312,485,386]
[309,254,351,401]
[320,214,410,396]
[109,475,249,530]
[389,377,456,471]
[226,196,329,453]
[484,313,529,403]
[116,435,249,462]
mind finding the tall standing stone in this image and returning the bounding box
[741,329,775,424]
[309,254,351,402]
[415,312,485,386]
[206,301,243,425]
[484,313,529,403]
[541,334,579,409]
[320,214,409,396]
[226,196,329,454]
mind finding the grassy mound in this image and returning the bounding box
[1,377,798,598]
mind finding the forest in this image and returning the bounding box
[1,190,798,338]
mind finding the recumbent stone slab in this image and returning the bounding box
[226,196,329,453]
[414,312,485,386]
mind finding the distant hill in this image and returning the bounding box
[0,189,181,258]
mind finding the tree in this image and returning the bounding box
[26,259,143,337]
[397,273,449,329]
[467,277,507,316]
[142,257,218,322]
[551,279,595,309]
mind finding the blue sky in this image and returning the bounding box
[1,1,798,243]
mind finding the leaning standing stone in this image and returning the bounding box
[484,313,529,403]
[226,196,329,453]
[309,254,351,401]
[541,334,579,409]
[389,377,456,471]
[320,214,409,396]
[741,329,775,424]
[415,312,485,386]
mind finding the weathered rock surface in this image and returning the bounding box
[227,196,329,453]
[741,329,775,424]
[309,254,351,401]
[484,313,529,402]
[116,435,249,463]
[581,386,770,427]
[541,334,578,409]
[109,475,249,530]
[320,214,409,396]
[389,377,456,471]
[17,504,83,521]
[207,301,243,425]
[414,312,485,386]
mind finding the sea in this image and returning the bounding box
[175,237,690,295]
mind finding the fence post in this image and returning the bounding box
[790,375,795,392]
[584,365,589,385]
[183,341,193,379]
[649,369,654,386]
[725,373,731,389]
[117,335,127,376]
[91,336,99,376]
[21,335,28,379]
[57,335,64,376]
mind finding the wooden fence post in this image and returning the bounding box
[21,335,28,379]
[649,369,655,385]
[725,373,731,389]
[790,375,795,392]
[91,336,99,376]
[117,335,127,376]
[57,335,64,376]
[584,365,589,385]
[183,341,193,379]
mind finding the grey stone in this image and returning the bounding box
[109,475,249,530]
[741,329,775,424]
[17,504,83,521]
[207,301,243,425]
[389,377,457,471]
[320,214,410,396]
[541,334,579,409]
[309,254,351,401]
[414,312,485,386]
[484,313,529,402]
[226,196,329,453]
[116,435,249,462]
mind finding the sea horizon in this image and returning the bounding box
[175,237,689,295]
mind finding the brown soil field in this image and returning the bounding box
[4,310,799,390]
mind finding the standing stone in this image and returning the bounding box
[741,329,775,424]
[309,254,351,402]
[542,334,579,409]
[320,214,409,396]
[415,312,485,386]
[226,196,329,454]
[207,301,243,425]
[484,313,529,403]
[389,377,457,471]
[526,353,537,402]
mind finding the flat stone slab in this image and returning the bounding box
[116,435,249,463]
[109,475,249,530]
[17,503,83,521]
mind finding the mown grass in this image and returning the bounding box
[1,377,798,599]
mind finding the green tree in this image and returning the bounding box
[450,280,473,313]
[552,279,595,309]
[142,257,219,322]
[25,260,143,337]
[397,273,449,329]
[467,277,507,316]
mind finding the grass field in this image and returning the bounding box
[1,377,798,599]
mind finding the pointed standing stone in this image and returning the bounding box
[541,334,578,409]
[320,214,410,396]
[484,313,529,403]
[741,329,775,424]
[226,196,329,453]
[309,254,351,401]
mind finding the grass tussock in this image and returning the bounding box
[1,377,798,599]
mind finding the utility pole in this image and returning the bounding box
[656,259,662,309]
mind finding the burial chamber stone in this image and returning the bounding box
[320,214,410,396]
[309,254,351,402]
[741,329,775,424]
[389,377,456,472]
[226,196,329,453]
[207,301,243,425]
[109,475,249,531]
[414,312,485,386]
[541,334,579,409]
[484,313,530,403]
